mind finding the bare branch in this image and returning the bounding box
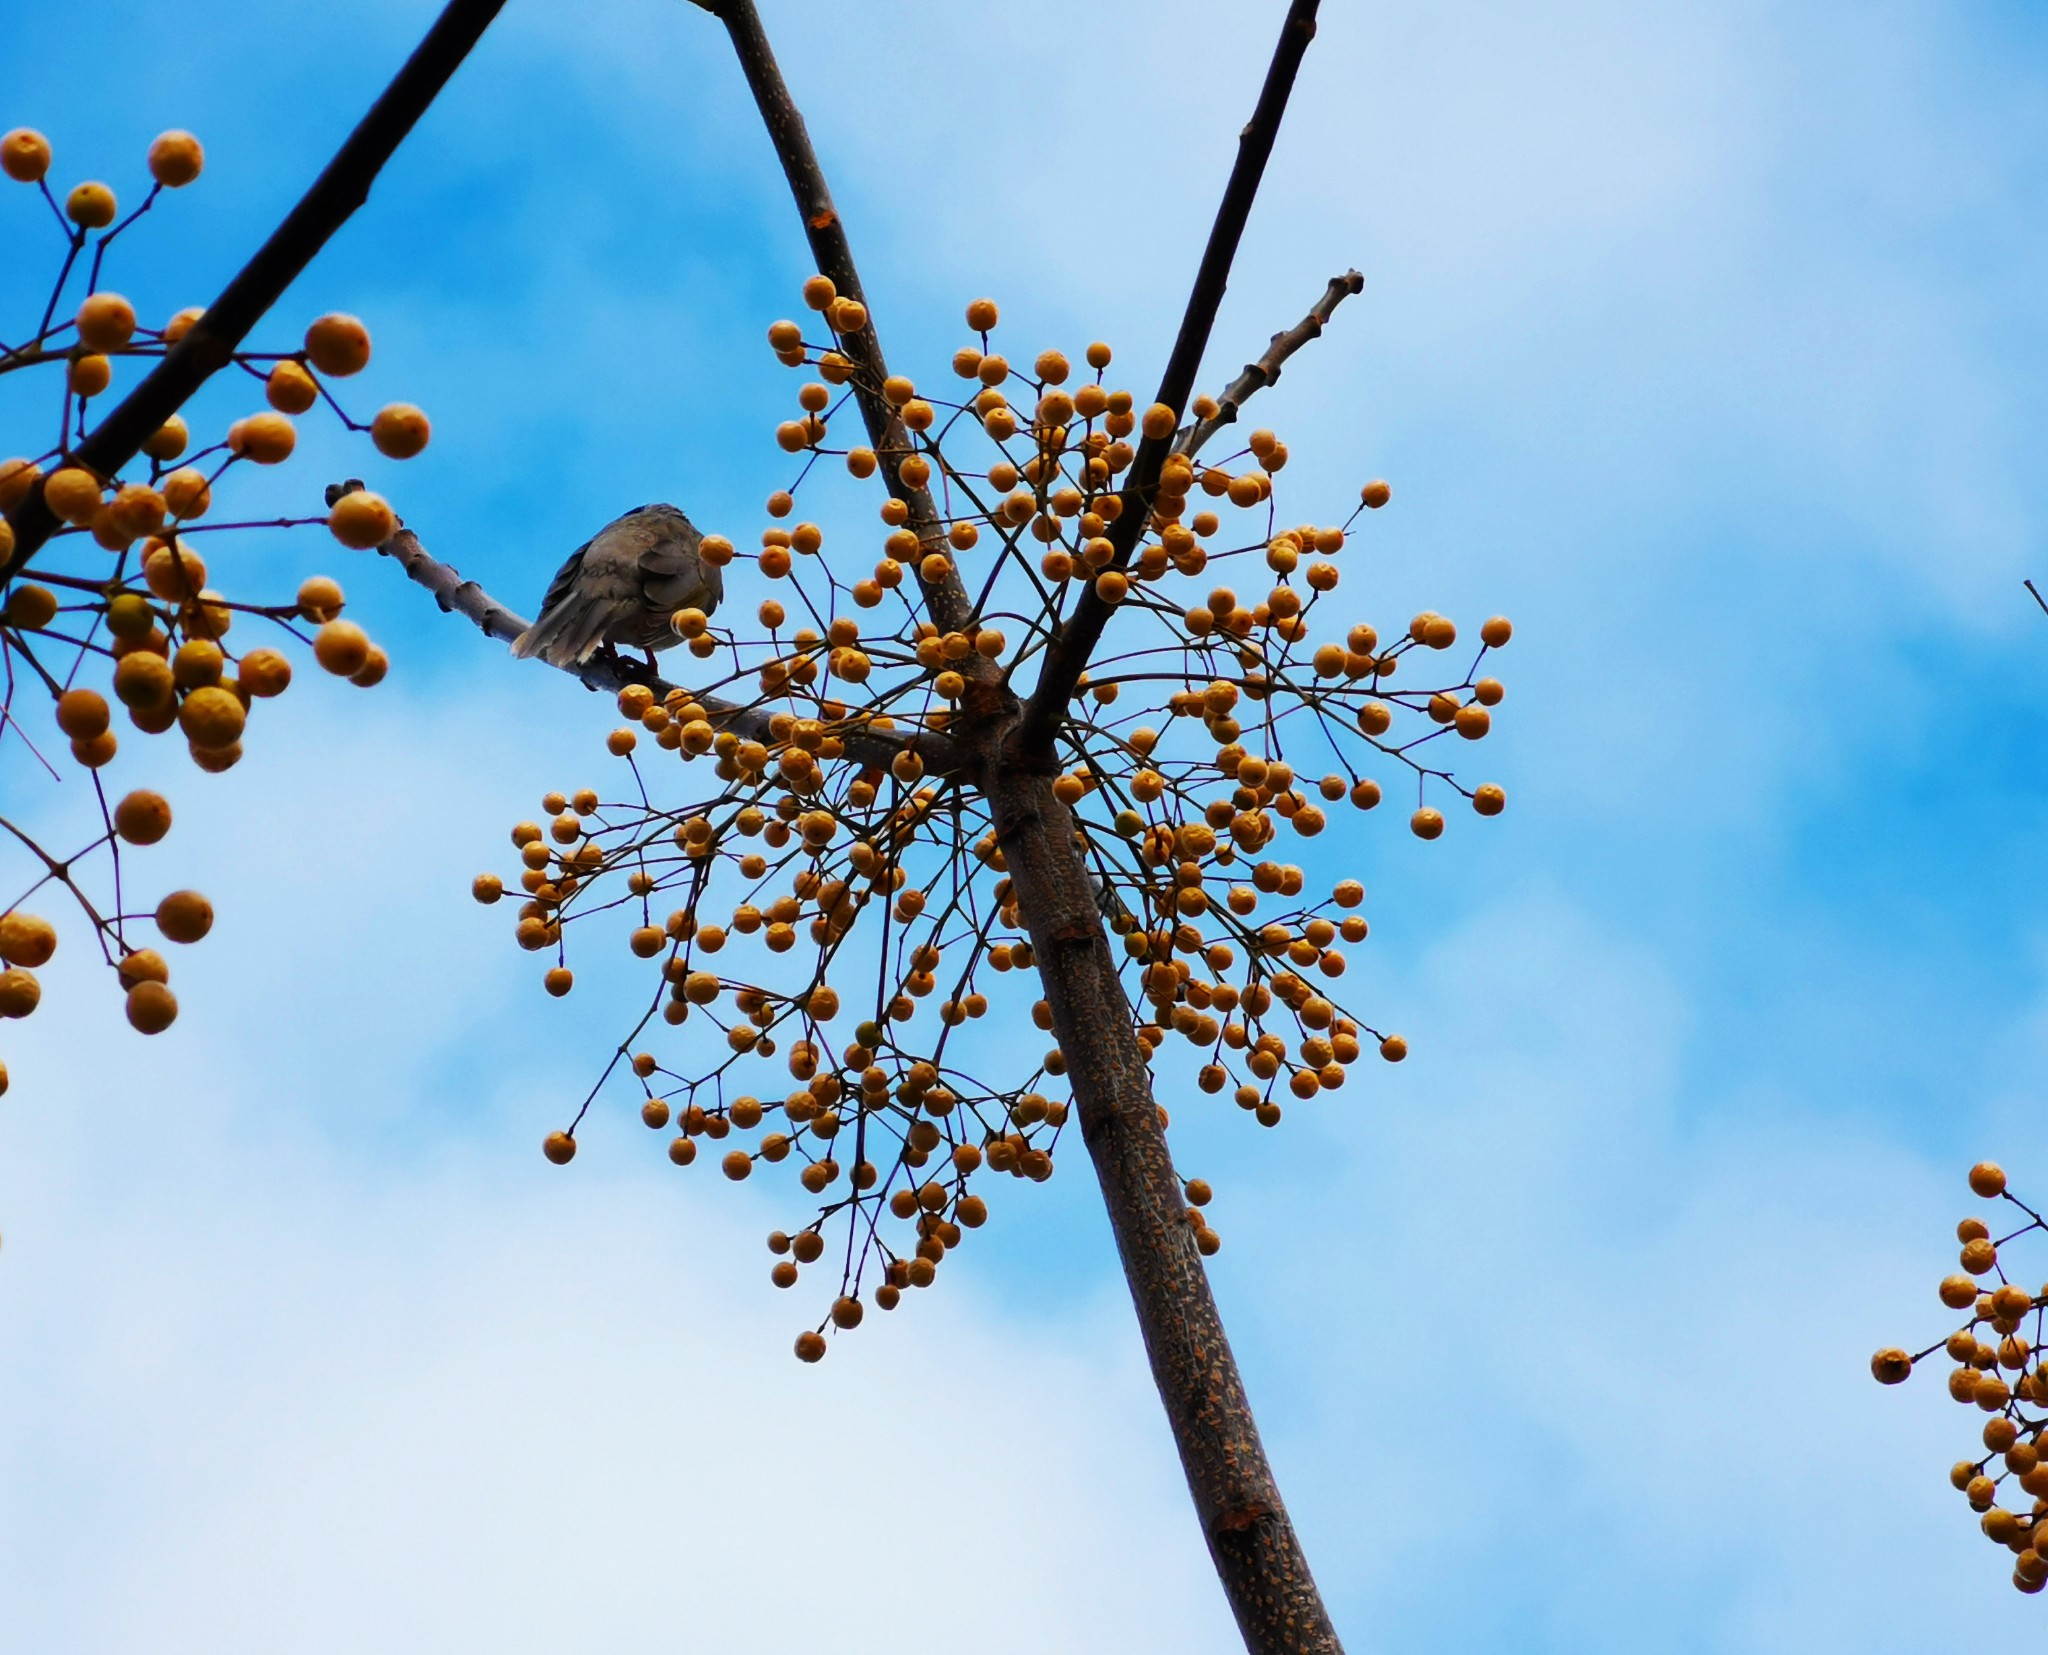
[1014,0,1323,759]
[1178,269,1363,462]
[1,0,507,580]
[332,482,951,776]
[2026,578,2048,619]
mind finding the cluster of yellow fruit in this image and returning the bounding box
[485,281,1509,1360]
[1873,1162,2048,1595]
[0,127,426,1085]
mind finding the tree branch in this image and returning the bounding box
[1013,0,1323,758]
[698,0,988,654]
[1177,269,1363,462]
[1,0,508,584]
[331,483,953,777]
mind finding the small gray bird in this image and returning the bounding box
[510,503,722,669]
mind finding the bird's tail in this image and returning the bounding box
[509,599,615,668]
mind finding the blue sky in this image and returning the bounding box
[4,1,2047,1649]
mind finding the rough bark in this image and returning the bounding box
[984,759,1343,1652]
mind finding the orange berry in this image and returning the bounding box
[239,648,293,698]
[542,1131,577,1165]
[66,182,117,228]
[68,354,112,398]
[297,576,345,622]
[327,490,395,549]
[1360,479,1391,509]
[55,687,110,739]
[1473,784,1506,816]
[802,275,837,310]
[371,403,431,459]
[314,621,372,677]
[227,412,296,464]
[0,457,40,511]
[304,313,370,375]
[1379,1035,1408,1062]
[0,911,57,968]
[160,467,211,519]
[176,685,246,750]
[125,980,178,1034]
[0,968,41,1019]
[965,297,999,331]
[1,128,51,183]
[113,789,173,845]
[1870,1347,1913,1385]
[140,415,189,461]
[44,466,104,526]
[265,360,319,413]
[146,130,204,187]
[794,1330,827,1362]
[1971,1162,2009,1198]
[1410,807,1444,840]
[75,292,135,351]
[1480,615,1513,648]
[155,890,213,944]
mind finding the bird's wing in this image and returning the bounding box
[636,513,711,613]
[510,516,649,665]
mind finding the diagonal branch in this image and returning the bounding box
[694,0,988,658]
[1013,0,1322,759]
[331,483,953,777]
[3,0,507,584]
[1178,269,1363,462]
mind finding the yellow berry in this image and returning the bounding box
[66,181,117,229]
[304,313,370,376]
[314,621,372,677]
[155,890,213,944]
[327,490,395,549]
[1,128,51,183]
[140,416,189,461]
[146,130,204,187]
[125,981,178,1034]
[227,412,296,464]
[75,292,135,351]
[0,911,57,968]
[265,360,319,413]
[371,403,431,459]
[112,789,172,845]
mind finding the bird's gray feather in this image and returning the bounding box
[510,503,718,666]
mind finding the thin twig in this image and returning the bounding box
[1177,269,1363,461]
[2026,579,2048,619]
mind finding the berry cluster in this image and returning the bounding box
[1874,1161,2048,1594]
[484,278,1512,1361]
[0,127,426,1082]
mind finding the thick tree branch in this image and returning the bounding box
[697,0,989,658]
[986,763,1344,1655]
[332,483,953,777]
[1178,269,1363,461]
[1013,0,1322,759]
[685,7,1343,1648]
[1,0,507,582]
